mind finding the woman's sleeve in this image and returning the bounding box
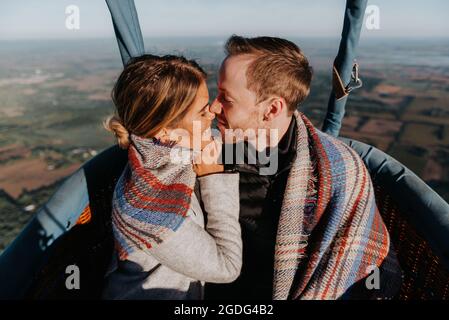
[145,173,242,283]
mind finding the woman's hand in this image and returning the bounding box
[193,137,224,176]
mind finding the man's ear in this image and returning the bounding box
[263,97,285,121]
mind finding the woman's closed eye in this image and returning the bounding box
[200,103,210,114]
[200,103,215,119]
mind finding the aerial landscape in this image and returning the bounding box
[1,37,448,251]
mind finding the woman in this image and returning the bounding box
[101,54,241,299]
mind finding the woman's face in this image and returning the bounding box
[173,81,218,149]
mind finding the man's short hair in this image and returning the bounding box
[225,35,313,113]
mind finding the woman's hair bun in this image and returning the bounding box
[103,115,130,149]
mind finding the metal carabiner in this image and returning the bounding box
[346,62,363,93]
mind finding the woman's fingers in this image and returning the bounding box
[192,139,224,176]
[200,138,222,165]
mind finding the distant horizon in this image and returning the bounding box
[1,35,449,42]
[1,1,448,40]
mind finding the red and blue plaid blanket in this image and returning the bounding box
[273,111,402,300]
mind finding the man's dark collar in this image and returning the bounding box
[222,117,297,176]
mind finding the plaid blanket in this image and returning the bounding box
[111,135,196,261]
[273,111,402,300]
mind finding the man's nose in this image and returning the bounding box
[209,98,222,114]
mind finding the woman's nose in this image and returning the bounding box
[209,99,222,115]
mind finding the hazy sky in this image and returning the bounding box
[0,0,448,40]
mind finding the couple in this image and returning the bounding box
[102,35,402,300]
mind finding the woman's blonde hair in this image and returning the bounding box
[104,54,207,149]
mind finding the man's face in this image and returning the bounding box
[214,55,265,138]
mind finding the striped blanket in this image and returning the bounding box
[273,111,402,300]
[111,135,196,261]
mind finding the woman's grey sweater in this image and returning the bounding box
[102,173,241,300]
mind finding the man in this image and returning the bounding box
[205,35,402,300]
